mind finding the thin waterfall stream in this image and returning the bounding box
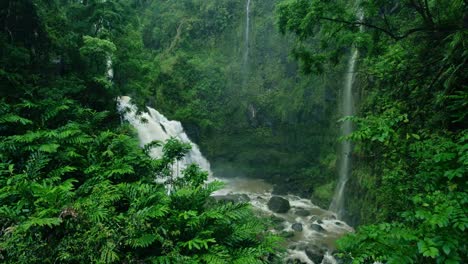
[243,0,251,68]
[329,11,363,219]
[328,49,358,218]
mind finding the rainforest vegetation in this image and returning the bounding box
[0,0,467,264]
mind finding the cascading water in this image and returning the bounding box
[118,96,354,263]
[117,96,212,179]
[329,49,358,217]
[243,0,252,68]
[106,57,113,79]
[329,11,363,218]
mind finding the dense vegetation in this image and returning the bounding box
[137,0,343,202]
[0,1,280,263]
[1,0,467,264]
[278,0,467,263]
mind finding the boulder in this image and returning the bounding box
[310,224,325,232]
[292,223,303,232]
[267,196,291,213]
[317,219,324,224]
[305,248,324,264]
[295,209,311,217]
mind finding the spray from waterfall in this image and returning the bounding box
[329,11,364,218]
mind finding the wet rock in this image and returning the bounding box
[212,194,250,204]
[292,223,303,232]
[305,248,324,264]
[309,215,320,222]
[335,221,343,226]
[267,196,291,213]
[295,209,311,217]
[280,231,295,238]
[317,219,324,224]
[270,215,286,230]
[310,224,325,232]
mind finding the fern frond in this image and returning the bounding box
[127,233,161,248]
[0,114,33,125]
[21,217,62,230]
[100,241,120,263]
[38,143,60,153]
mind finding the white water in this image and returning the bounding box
[329,11,363,218]
[214,177,353,263]
[106,57,113,79]
[117,96,211,180]
[117,97,353,263]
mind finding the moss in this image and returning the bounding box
[311,181,335,208]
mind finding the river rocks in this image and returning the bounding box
[267,196,291,213]
[291,223,303,232]
[270,215,286,230]
[310,224,325,232]
[212,194,250,204]
[309,215,320,222]
[280,231,295,238]
[317,219,323,224]
[335,221,343,226]
[295,209,311,217]
[305,248,325,264]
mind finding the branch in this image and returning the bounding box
[317,16,463,41]
[318,16,426,40]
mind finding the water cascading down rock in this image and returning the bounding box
[117,96,212,183]
[243,0,251,68]
[329,11,364,219]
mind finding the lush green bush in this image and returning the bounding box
[277,0,467,263]
[0,1,280,263]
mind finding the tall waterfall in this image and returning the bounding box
[329,49,358,217]
[243,0,251,69]
[329,11,363,218]
[117,96,212,179]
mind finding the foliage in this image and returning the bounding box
[0,1,280,263]
[277,0,467,263]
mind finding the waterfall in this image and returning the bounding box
[106,56,113,79]
[329,49,358,217]
[118,96,354,263]
[243,0,251,70]
[117,96,212,180]
[329,11,363,218]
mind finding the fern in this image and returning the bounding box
[127,233,161,248]
[0,113,33,125]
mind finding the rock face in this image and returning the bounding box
[267,196,291,213]
[292,223,303,232]
[310,224,325,232]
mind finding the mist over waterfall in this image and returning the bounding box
[117,96,212,178]
[329,12,363,218]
